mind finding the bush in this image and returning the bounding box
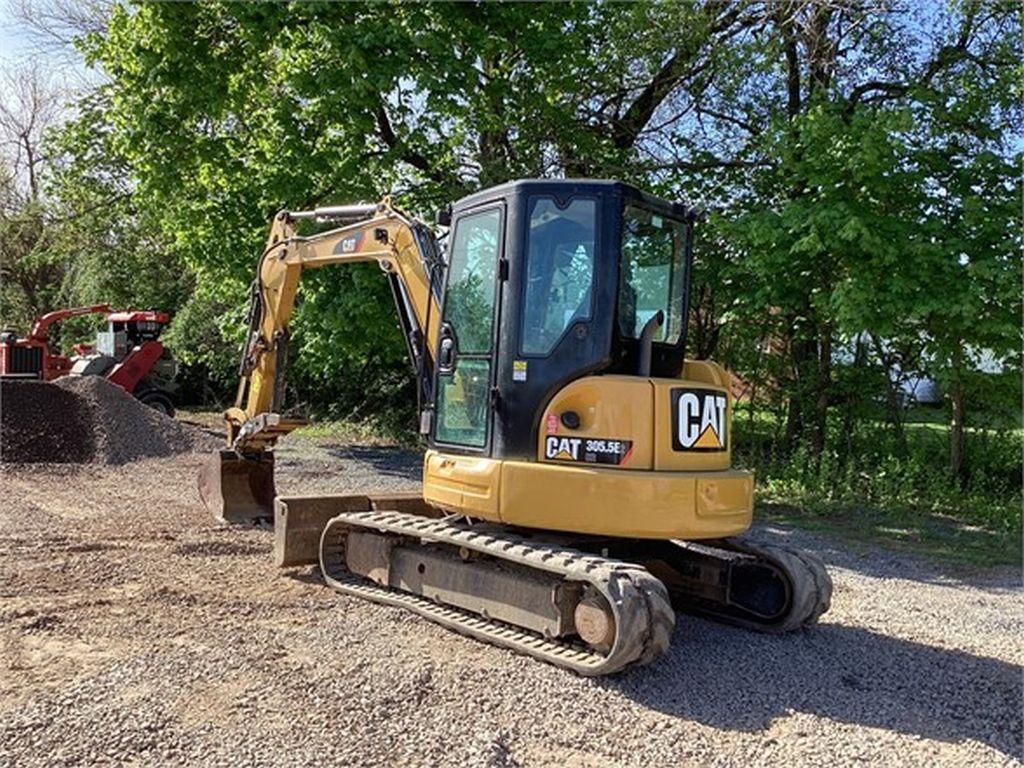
[733,403,1022,537]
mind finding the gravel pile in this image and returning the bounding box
[0,377,217,464]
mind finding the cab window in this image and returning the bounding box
[434,207,502,448]
[520,197,596,356]
[618,205,686,344]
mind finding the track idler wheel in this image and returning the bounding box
[198,449,275,524]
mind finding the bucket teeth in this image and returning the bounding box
[198,448,276,524]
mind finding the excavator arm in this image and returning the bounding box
[227,198,443,452]
[201,198,444,520]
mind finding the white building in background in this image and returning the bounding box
[833,334,1006,408]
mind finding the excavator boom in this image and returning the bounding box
[198,199,442,521]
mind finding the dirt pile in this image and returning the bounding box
[0,377,218,464]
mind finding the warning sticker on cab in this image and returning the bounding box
[544,436,633,466]
[671,388,727,451]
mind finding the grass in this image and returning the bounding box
[735,403,1022,569]
[176,408,416,446]
[758,501,1021,568]
[292,418,417,446]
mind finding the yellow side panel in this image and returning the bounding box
[422,450,502,522]
[680,359,730,388]
[499,461,752,539]
[696,473,755,519]
[536,375,653,470]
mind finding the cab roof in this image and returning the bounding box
[451,178,699,222]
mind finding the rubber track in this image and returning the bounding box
[681,537,833,632]
[320,511,675,676]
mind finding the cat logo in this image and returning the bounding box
[334,232,364,254]
[671,388,728,451]
[545,436,582,461]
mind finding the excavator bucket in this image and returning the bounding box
[198,449,276,524]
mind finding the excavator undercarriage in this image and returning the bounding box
[270,492,831,675]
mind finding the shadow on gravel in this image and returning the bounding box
[610,620,1023,759]
[281,567,323,586]
[319,445,423,482]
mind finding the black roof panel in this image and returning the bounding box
[452,178,697,221]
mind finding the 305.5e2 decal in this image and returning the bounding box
[544,436,634,465]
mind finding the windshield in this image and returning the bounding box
[617,205,687,344]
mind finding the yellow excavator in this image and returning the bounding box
[198,179,832,675]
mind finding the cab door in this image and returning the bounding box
[431,204,504,453]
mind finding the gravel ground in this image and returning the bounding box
[0,438,1020,767]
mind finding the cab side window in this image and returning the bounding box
[520,197,597,356]
[434,207,502,448]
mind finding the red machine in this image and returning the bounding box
[0,304,112,381]
[0,306,178,415]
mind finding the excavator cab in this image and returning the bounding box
[198,180,831,675]
[414,181,751,539]
[426,180,695,459]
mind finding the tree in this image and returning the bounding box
[23,0,1021,479]
[661,0,1021,472]
[56,1,750,413]
[0,65,67,330]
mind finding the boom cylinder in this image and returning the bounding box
[287,204,379,222]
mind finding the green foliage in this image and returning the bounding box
[734,403,1022,539]
[2,1,1018,545]
[159,286,240,403]
[46,0,723,424]
[0,199,65,331]
[288,263,417,430]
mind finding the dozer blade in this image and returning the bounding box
[273,491,433,567]
[198,448,276,524]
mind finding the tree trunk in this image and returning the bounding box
[883,383,908,455]
[870,334,908,455]
[476,57,512,187]
[784,330,817,446]
[838,335,868,465]
[809,324,832,456]
[690,283,720,359]
[949,379,966,483]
